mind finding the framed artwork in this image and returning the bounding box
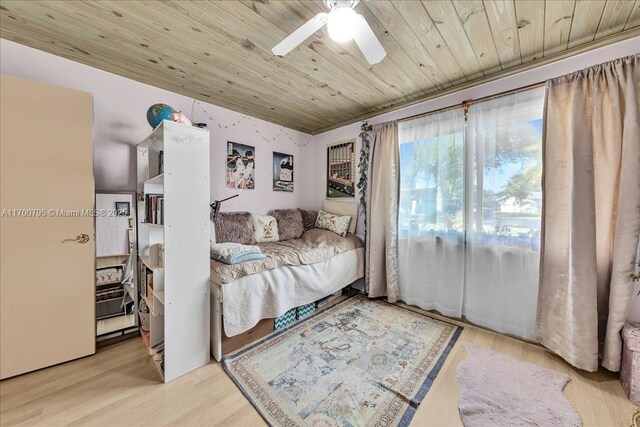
[326,139,356,198]
[115,201,130,217]
[226,141,255,189]
[273,151,294,192]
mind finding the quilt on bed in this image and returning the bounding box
[211,228,363,284]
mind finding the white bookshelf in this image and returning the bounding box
[136,120,210,382]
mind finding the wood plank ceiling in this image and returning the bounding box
[1,1,639,134]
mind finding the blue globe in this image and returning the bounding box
[146,103,175,129]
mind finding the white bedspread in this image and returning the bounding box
[217,247,364,337]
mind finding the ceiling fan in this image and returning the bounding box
[271,0,387,65]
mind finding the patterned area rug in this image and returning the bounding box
[457,342,582,427]
[222,295,462,427]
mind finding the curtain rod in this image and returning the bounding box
[397,81,546,123]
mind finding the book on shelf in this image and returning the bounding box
[144,194,164,225]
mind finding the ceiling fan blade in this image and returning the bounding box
[353,14,387,65]
[272,13,329,57]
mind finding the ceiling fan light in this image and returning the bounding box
[327,7,357,43]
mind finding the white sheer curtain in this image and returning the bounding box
[465,88,545,338]
[398,87,545,340]
[398,108,466,318]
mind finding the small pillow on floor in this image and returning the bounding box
[273,209,304,241]
[315,209,352,237]
[252,214,279,243]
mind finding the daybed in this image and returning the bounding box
[210,200,364,361]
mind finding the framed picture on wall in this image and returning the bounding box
[326,139,356,198]
[115,201,130,217]
[226,141,255,189]
[273,152,294,192]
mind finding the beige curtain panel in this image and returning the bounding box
[536,54,640,372]
[365,121,400,301]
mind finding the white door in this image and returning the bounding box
[0,74,95,379]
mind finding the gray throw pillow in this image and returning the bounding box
[273,209,304,241]
[214,211,256,245]
[299,209,318,231]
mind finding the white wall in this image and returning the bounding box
[313,36,640,234]
[0,39,315,214]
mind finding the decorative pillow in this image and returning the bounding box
[315,209,352,237]
[299,209,318,231]
[209,220,217,249]
[273,209,304,241]
[96,267,123,286]
[214,212,256,245]
[252,214,279,243]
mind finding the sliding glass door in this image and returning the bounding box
[398,87,545,339]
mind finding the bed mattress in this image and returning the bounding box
[213,247,364,337]
[211,228,363,285]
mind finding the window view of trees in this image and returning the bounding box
[399,132,464,238]
[399,118,543,250]
[475,119,542,249]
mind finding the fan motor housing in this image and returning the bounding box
[323,0,359,10]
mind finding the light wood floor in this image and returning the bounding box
[1,306,636,427]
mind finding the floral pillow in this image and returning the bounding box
[252,214,280,243]
[315,210,352,237]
